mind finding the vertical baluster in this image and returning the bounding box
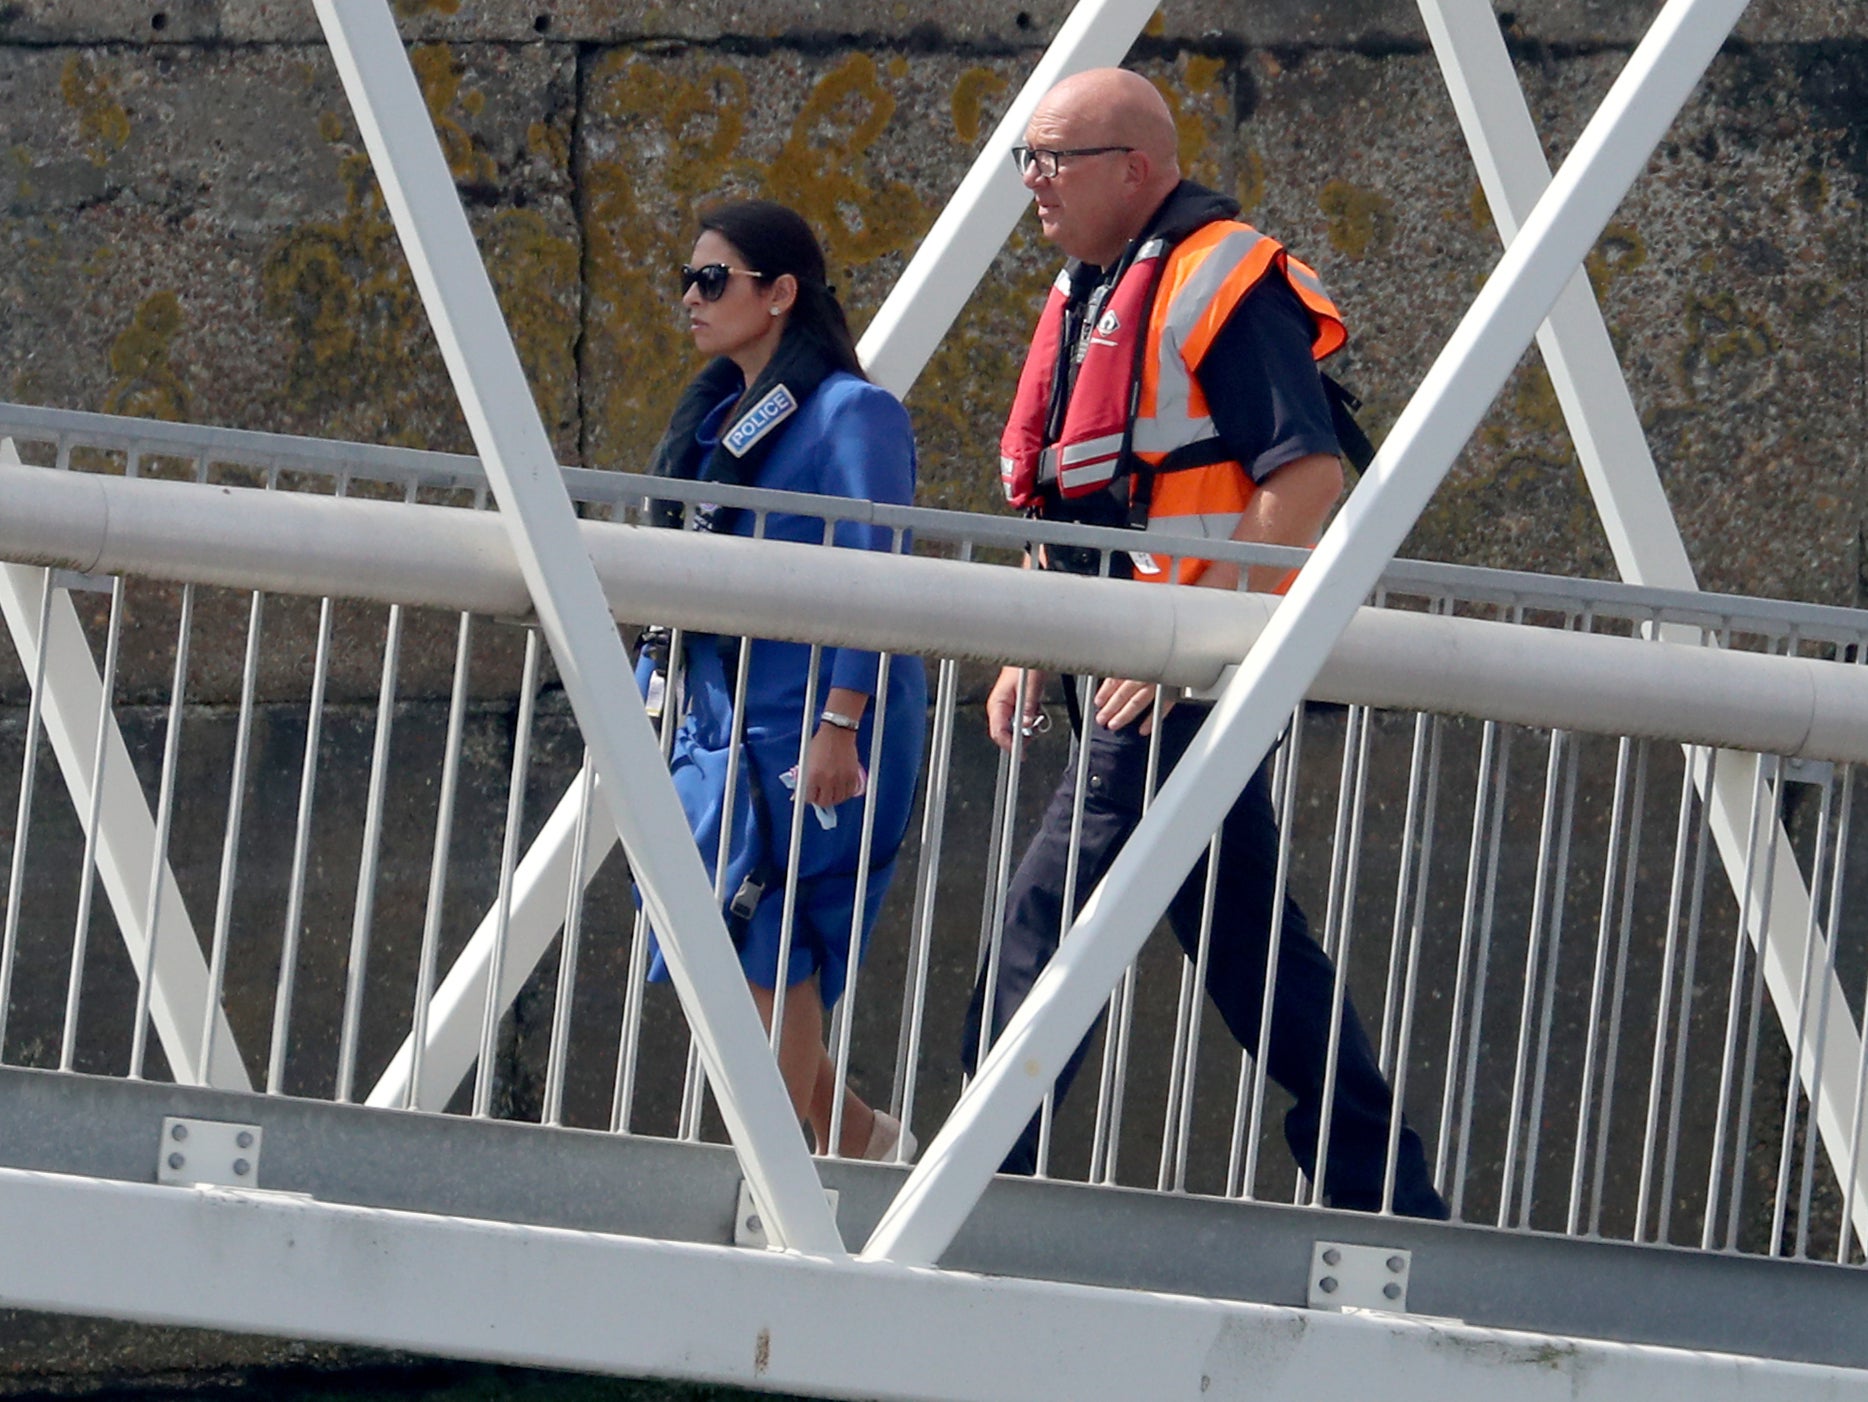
[1498,724,1570,1229]
[1453,718,1515,1220]
[1307,701,1374,1207]
[199,588,266,1083]
[1588,739,1649,1237]
[1771,761,1835,1253]
[1239,706,1305,1202]
[1702,746,1775,1250]
[1570,735,1637,1235]
[616,628,683,1134]
[1659,745,1718,1245]
[129,546,199,1083]
[892,654,960,1142]
[543,754,596,1127]
[1518,717,1583,1228]
[401,610,472,1108]
[1091,681,1166,1186]
[0,567,55,1061]
[1437,716,1498,1196]
[59,575,127,1071]
[473,627,542,1119]
[1637,738,1704,1241]
[336,599,406,1103]
[1804,760,1856,1258]
[826,649,895,1158]
[268,592,336,1094]
[1165,829,1221,1193]
[1383,714,1444,1214]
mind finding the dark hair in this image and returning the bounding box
[697,199,866,380]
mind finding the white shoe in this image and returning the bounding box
[862,1110,917,1164]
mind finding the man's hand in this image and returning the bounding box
[987,665,1049,751]
[1094,676,1174,734]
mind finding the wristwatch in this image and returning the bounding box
[819,709,861,732]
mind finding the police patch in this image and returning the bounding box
[723,384,798,457]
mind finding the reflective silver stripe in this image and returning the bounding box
[1144,228,1274,452]
[1059,457,1121,492]
[1052,267,1073,294]
[1145,510,1244,540]
[1161,228,1272,348]
[1060,432,1125,468]
[1286,258,1332,303]
[1130,418,1217,454]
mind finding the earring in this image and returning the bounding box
[769,307,781,317]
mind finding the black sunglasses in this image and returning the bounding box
[679,263,766,301]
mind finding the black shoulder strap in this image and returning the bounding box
[1321,373,1376,474]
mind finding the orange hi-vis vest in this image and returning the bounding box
[1001,220,1346,585]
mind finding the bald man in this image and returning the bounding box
[964,68,1448,1219]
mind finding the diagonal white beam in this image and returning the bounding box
[0,439,249,1090]
[385,0,1165,1118]
[309,0,838,1255]
[1419,0,1868,1245]
[857,0,1162,396]
[863,0,1752,1266]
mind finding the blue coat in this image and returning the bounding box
[639,371,928,1006]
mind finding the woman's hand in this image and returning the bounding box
[803,723,866,808]
[986,665,1049,752]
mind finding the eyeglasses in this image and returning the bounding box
[679,263,766,301]
[1009,145,1135,180]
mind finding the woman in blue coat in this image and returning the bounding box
[637,200,927,1161]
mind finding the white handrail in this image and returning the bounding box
[2,459,1865,763]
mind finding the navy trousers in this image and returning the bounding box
[962,703,1448,1219]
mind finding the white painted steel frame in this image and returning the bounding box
[307,0,837,1256]
[0,1166,1858,1402]
[865,0,1755,1266]
[1419,0,1868,1247]
[0,439,249,1091]
[9,461,1868,760]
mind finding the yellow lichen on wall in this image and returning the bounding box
[1681,290,1776,381]
[580,51,754,467]
[952,67,1008,147]
[103,291,191,421]
[60,55,131,168]
[1585,222,1646,304]
[261,51,578,447]
[1318,180,1395,261]
[412,44,498,186]
[582,51,933,469]
[766,54,928,268]
[395,0,462,16]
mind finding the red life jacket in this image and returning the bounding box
[1001,220,1346,585]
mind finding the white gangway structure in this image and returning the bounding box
[3,0,1868,1397]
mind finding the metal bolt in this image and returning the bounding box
[1387,1255,1406,1274]
[233,1158,251,1177]
[236,1131,254,1149]
[167,1152,185,1170]
[1318,1276,1338,1294]
[170,1124,188,1142]
[747,1214,762,1235]
[1383,1283,1402,1301]
[1321,1248,1341,1266]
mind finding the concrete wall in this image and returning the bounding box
[0,1,1864,1392]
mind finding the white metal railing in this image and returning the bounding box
[5,411,1868,1267]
